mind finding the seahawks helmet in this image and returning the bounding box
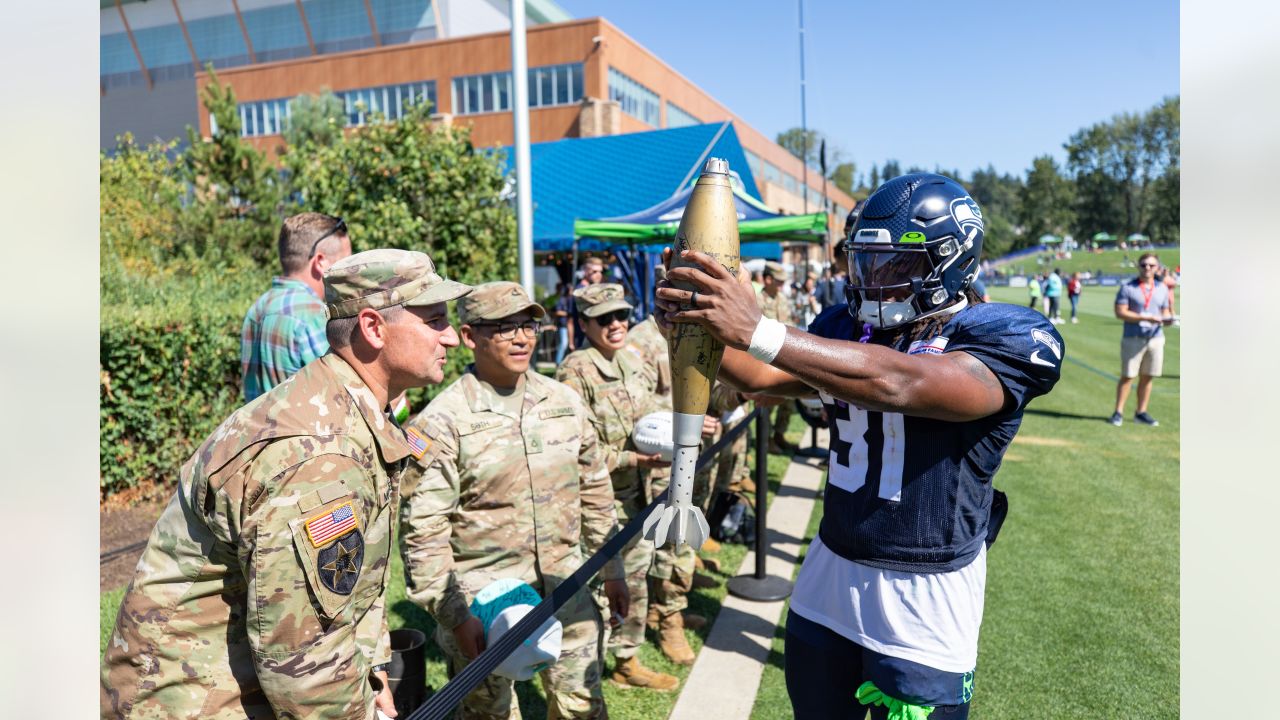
[842,173,983,328]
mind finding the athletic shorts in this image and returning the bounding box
[1121,335,1165,378]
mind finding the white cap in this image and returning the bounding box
[489,604,563,681]
[470,578,563,681]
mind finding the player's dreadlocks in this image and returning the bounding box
[881,287,986,352]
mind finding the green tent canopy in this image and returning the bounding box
[573,176,828,245]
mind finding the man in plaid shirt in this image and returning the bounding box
[241,213,352,402]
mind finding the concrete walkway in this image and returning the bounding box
[669,429,828,720]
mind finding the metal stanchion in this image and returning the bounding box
[726,407,793,602]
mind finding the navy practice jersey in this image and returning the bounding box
[808,301,1063,573]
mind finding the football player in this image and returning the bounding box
[656,173,1063,719]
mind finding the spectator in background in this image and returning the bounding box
[553,281,574,364]
[571,256,606,349]
[758,262,798,454]
[793,273,821,330]
[1040,274,1052,316]
[1110,253,1173,427]
[1045,268,1064,324]
[1157,264,1180,326]
[241,212,352,402]
[1028,273,1043,311]
[1067,271,1083,323]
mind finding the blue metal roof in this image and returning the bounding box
[500,122,761,252]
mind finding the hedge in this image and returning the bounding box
[100,269,473,499]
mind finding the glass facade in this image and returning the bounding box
[101,1,437,89]
[228,80,437,138]
[608,67,660,127]
[665,101,700,129]
[451,63,583,115]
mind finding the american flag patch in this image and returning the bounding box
[405,427,431,459]
[305,501,359,548]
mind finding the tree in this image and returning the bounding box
[287,100,516,289]
[880,160,902,182]
[775,127,823,166]
[1018,155,1076,244]
[967,166,1024,258]
[829,161,856,196]
[283,89,348,149]
[182,67,286,267]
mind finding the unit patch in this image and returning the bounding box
[305,500,360,548]
[317,530,364,595]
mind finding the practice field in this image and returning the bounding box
[99,286,1178,718]
[996,247,1180,279]
[752,286,1179,719]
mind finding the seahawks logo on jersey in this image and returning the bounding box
[1030,328,1062,368]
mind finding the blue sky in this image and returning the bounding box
[556,0,1179,181]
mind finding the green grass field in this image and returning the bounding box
[100,288,1178,718]
[996,247,1179,279]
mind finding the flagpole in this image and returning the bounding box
[511,0,535,297]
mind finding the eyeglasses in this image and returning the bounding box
[1139,262,1159,268]
[592,309,630,326]
[471,320,541,340]
[309,217,347,258]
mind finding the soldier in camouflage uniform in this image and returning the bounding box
[759,262,796,453]
[400,282,627,720]
[101,249,472,720]
[556,284,678,692]
[623,316,722,665]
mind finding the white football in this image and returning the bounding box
[632,412,674,461]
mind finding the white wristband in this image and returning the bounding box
[747,317,787,364]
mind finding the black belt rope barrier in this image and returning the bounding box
[406,406,762,720]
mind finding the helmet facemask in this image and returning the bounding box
[843,227,977,329]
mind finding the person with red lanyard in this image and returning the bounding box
[1067,271,1083,324]
[1110,252,1173,426]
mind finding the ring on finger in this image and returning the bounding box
[688,290,698,308]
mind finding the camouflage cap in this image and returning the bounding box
[459,281,546,324]
[323,248,472,319]
[763,261,788,281]
[572,282,632,317]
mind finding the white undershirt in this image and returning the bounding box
[789,536,987,673]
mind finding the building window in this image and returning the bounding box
[452,63,583,115]
[372,0,438,44]
[230,80,437,138]
[608,67,660,127]
[302,0,377,54]
[241,3,312,64]
[783,173,798,195]
[743,149,764,183]
[666,101,700,129]
[185,12,252,69]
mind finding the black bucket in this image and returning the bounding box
[388,628,428,715]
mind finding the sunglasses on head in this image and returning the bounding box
[592,309,630,326]
[309,217,347,258]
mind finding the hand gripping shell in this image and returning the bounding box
[642,158,739,550]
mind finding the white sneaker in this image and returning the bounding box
[1071,317,1079,324]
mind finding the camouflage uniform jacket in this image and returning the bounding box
[399,369,623,631]
[625,317,671,408]
[101,354,412,720]
[758,288,793,325]
[556,346,659,511]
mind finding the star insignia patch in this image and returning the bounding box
[317,530,364,595]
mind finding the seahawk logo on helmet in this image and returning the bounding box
[842,173,984,329]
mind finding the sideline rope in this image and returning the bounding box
[406,407,761,720]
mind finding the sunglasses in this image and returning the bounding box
[309,217,347,258]
[592,309,630,326]
[1139,262,1159,268]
